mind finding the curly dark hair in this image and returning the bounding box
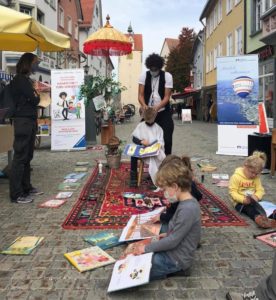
[145,53,164,70]
[16,53,37,75]
[59,92,67,98]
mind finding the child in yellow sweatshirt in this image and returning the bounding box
[229,151,276,229]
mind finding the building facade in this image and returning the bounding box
[79,0,107,77]
[259,0,276,127]
[57,0,83,69]
[118,25,143,108]
[160,38,179,67]
[246,0,275,128]
[200,0,244,119]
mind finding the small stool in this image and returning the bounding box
[137,158,144,187]
[270,129,276,177]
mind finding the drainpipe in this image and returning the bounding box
[200,18,206,121]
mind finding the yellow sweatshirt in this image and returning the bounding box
[229,167,265,207]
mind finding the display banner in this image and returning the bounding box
[181,109,192,123]
[51,69,85,151]
[216,55,259,155]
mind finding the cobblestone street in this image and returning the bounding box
[0,115,275,300]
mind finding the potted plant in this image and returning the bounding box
[105,136,125,169]
[79,75,126,144]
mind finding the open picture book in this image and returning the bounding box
[119,207,164,242]
[107,253,153,292]
[64,246,115,272]
[123,141,161,158]
[250,199,276,218]
[1,236,44,255]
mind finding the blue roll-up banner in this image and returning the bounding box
[216,55,259,156]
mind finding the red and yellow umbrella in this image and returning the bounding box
[83,15,132,57]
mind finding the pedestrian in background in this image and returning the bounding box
[206,94,213,122]
[138,53,174,155]
[9,53,41,204]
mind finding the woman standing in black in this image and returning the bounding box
[9,53,41,204]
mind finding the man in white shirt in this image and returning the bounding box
[138,53,174,155]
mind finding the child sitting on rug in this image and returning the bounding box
[131,156,201,280]
[229,151,276,229]
[150,155,202,231]
[129,107,166,187]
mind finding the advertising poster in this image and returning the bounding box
[51,69,85,151]
[216,56,259,155]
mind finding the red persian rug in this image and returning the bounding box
[62,162,247,229]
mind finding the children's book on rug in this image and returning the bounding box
[64,246,115,272]
[123,193,164,210]
[74,167,88,172]
[76,161,89,166]
[38,199,67,208]
[119,207,165,242]
[58,182,80,191]
[123,141,161,158]
[254,230,276,248]
[83,232,123,250]
[64,172,87,180]
[1,236,44,255]
[55,191,73,199]
[107,253,153,292]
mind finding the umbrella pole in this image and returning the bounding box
[105,55,108,78]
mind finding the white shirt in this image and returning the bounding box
[139,71,173,112]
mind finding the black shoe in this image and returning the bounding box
[12,196,33,204]
[167,268,191,278]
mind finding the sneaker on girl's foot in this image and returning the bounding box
[255,215,273,229]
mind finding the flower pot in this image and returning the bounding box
[106,153,121,169]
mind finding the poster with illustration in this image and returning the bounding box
[216,55,259,155]
[51,69,85,150]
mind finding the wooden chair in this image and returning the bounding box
[137,158,144,187]
[270,129,276,177]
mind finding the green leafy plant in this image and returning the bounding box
[80,75,126,107]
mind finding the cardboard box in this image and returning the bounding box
[0,124,14,153]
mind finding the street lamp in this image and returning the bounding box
[83,64,89,75]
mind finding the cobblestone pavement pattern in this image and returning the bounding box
[0,115,275,300]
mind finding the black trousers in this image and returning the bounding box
[155,110,174,155]
[9,118,36,200]
[62,108,68,119]
[235,203,260,221]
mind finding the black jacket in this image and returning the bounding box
[11,74,40,119]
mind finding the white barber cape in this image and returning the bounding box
[132,121,166,185]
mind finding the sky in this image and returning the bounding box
[101,0,207,71]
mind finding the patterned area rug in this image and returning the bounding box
[62,162,247,229]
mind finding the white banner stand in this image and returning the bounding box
[182,109,192,124]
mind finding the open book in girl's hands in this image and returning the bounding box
[248,197,276,218]
[123,141,160,158]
